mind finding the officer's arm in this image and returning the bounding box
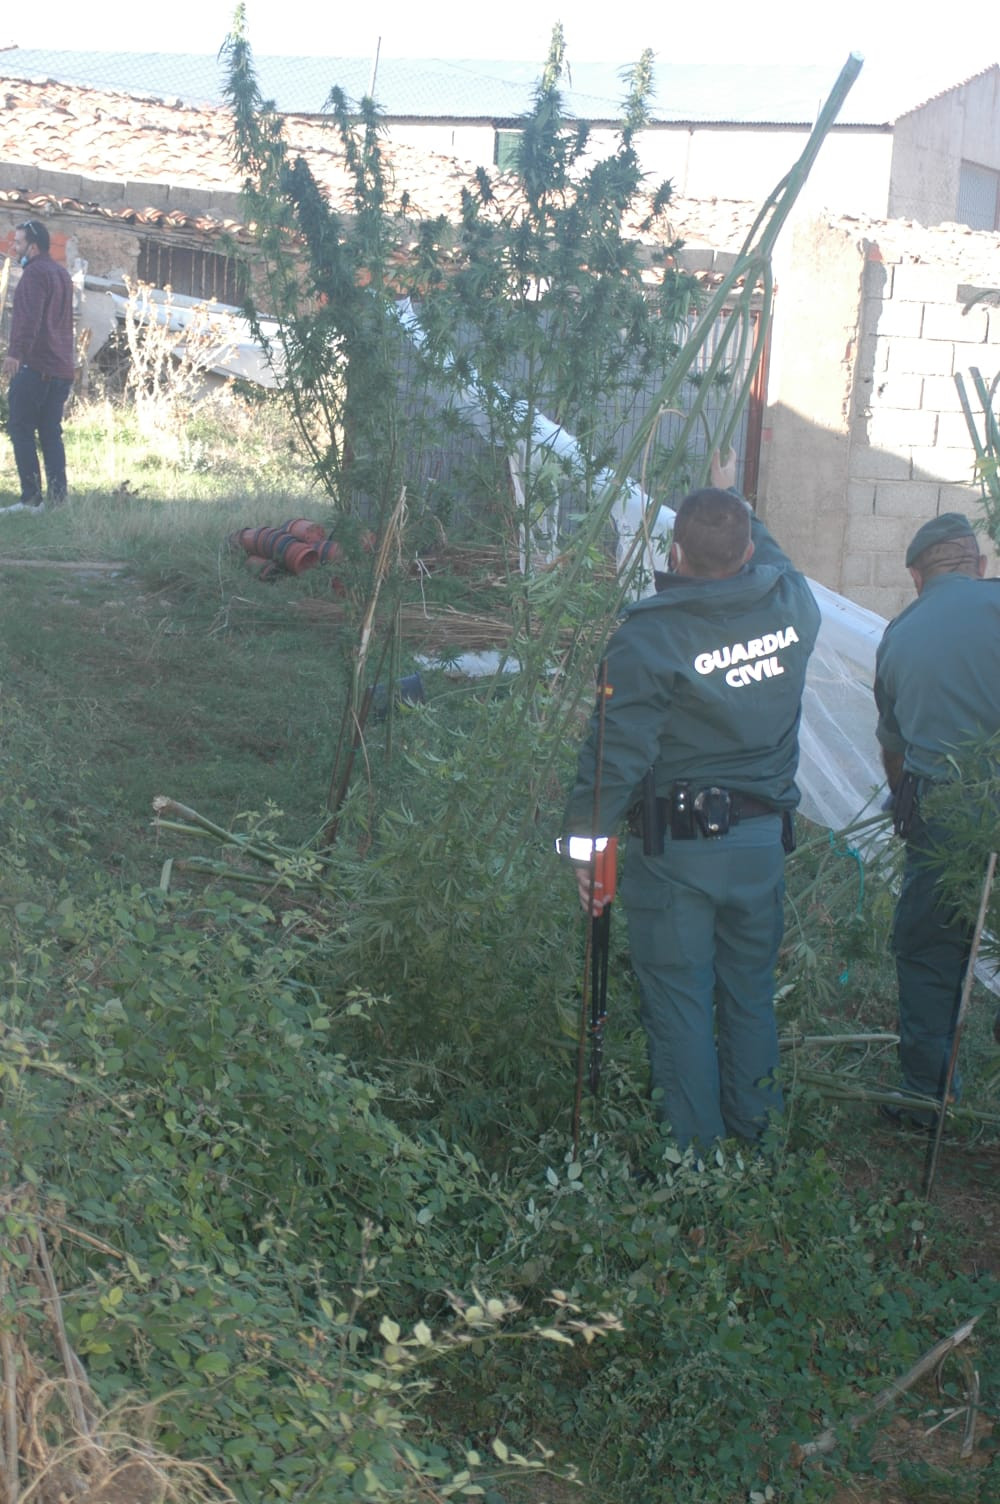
[562,617,671,838]
[881,748,904,793]
[708,447,794,571]
[748,513,796,571]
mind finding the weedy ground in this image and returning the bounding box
[0,391,997,1504]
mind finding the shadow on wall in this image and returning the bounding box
[759,397,998,621]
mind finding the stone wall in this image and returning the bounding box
[0,161,244,223]
[0,163,270,311]
[760,215,1000,618]
[0,162,247,287]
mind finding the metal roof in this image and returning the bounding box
[0,48,984,126]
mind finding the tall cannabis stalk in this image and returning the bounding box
[221,6,406,516]
[218,22,861,856]
[412,30,699,562]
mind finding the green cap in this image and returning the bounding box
[904,512,978,568]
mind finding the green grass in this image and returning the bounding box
[0,390,374,876]
[0,394,997,1504]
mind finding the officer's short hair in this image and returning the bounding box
[673,487,752,577]
[18,219,50,253]
[910,535,981,579]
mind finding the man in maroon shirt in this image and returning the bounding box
[3,219,75,513]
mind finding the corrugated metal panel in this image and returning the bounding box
[957,160,1000,230]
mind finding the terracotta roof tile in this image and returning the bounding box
[0,74,760,258]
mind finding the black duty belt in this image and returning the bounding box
[630,777,783,849]
[654,788,778,827]
[729,793,778,821]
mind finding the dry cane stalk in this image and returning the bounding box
[958,1358,980,1459]
[0,1263,17,1504]
[796,1313,981,1461]
[924,850,998,1200]
[29,1230,99,1443]
[356,486,408,685]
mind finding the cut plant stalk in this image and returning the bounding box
[923,849,998,1199]
[322,489,407,844]
[953,366,1000,545]
[797,1314,981,1462]
[152,798,345,896]
[787,1068,1000,1129]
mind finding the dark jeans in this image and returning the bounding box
[7,366,72,504]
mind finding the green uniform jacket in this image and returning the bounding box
[563,514,821,835]
[875,571,1000,782]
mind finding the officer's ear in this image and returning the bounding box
[908,565,924,595]
[976,553,987,579]
[668,540,684,573]
[741,540,755,567]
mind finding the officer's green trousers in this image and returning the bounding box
[892,813,970,1104]
[621,817,785,1150]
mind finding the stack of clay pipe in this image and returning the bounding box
[229,519,375,586]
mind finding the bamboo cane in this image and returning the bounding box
[0,1262,17,1504]
[923,850,998,1200]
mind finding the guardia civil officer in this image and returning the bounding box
[874,513,1000,1126]
[559,451,820,1150]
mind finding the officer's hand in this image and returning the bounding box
[710,446,738,491]
[575,864,611,917]
[2,356,19,381]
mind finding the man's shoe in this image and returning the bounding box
[25,502,45,515]
[878,1093,937,1134]
[0,502,28,514]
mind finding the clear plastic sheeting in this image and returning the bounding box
[798,579,887,831]
[83,279,285,388]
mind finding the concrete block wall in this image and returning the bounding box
[847,233,1000,616]
[760,214,1000,621]
[888,67,1000,226]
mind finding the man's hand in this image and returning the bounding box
[575,864,612,917]
[710,446,738,491]
[881,748,905,795]
[2,356,19,381]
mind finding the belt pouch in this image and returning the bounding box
[670,781,696,840]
